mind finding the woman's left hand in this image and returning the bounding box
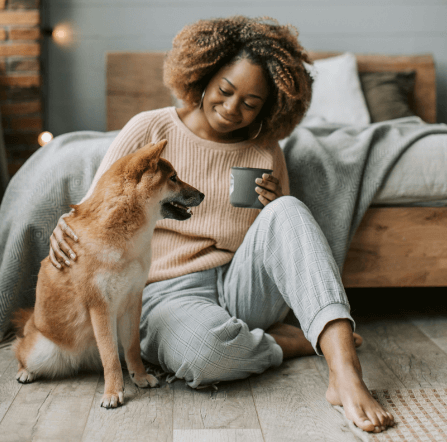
[255,174,283,206]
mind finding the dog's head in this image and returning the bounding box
[108,139,204,221]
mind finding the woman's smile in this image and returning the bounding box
[214,108,241,126]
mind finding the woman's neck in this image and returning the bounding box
[176,107,248,144]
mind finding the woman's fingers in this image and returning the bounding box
[255,185,276,204]
[60,213,79,242]
[255,174,278,191]
[49,246,62,269]
[50,232,72,267]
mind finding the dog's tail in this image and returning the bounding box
[11,308,34,338]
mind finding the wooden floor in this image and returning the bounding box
[0,288,446,442]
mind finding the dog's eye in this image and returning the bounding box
[170,175,177,183]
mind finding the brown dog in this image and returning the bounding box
[13,139,204,408]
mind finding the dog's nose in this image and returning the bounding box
[199,192,205,202]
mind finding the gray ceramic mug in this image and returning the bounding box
[230,167,273,209]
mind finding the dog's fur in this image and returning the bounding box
[12,139,204,408]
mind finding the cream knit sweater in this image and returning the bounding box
[80,107,290,284]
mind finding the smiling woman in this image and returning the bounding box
[163,15,313,143]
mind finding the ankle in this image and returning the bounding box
[328,358,362,377]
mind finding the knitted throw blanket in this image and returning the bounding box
[1,117,447,341]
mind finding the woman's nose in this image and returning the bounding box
[223,97,240,115]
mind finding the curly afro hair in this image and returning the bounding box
[163,16,314,142]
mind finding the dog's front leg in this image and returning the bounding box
[90,306,124,408]
[118,295,159,388]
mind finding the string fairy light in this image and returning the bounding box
[38,131,54,146]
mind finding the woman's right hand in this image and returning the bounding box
[49,213,79,270]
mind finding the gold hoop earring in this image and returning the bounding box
[199,89,206,109]
[251,121,263,140]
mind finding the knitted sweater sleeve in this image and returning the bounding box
[78,112,151,205]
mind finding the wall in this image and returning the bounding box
[0,0,41,177]
[43,0,447,137]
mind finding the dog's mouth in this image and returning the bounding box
[169,201,192,215]
[160,190,204,221]
[161,200,193,220]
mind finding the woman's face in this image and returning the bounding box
[202,58,269,137]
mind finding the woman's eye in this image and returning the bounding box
[244,102,255,109]
[219,88,231,96]
[170,175,177,182]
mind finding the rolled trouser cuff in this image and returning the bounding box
[306,303,356,356]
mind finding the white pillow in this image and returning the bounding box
[304,52,370,125]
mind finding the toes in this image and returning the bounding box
[376,409,395,428]
[100,391,124,408]
[355,417,375,432]
[16,369,35,383]
[147,374,159,388]
[347,406,387,433]
[353,333,363,348]
[130,373,159,388]
[387,411,395,426]
[365,409,394,432]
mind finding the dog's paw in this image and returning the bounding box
[100,391,124,409]
[130,372,159,388]
[16,368,35,384]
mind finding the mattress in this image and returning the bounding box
[371,133,447,207]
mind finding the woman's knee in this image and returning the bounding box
[140,301,249,386]
[269,195,309,212]
[175,316,249,387]
[259,195,314,227]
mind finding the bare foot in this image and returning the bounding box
[267,323,362,359]
[326,362,395,433]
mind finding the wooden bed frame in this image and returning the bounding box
[106,51,446,287]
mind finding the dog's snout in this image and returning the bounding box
[187,189,204,207]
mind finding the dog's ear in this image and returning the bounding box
[125,139,167,182]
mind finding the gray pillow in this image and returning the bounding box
[359,71,416,122]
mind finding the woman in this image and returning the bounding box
[50,16,394,433]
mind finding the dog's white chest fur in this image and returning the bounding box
[93,223,156,312]
[94,246,151,314]
[95,262,148,311]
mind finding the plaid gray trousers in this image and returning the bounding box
[139,196,355,388]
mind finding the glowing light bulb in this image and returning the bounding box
[52,23,74,46]
[38,131,54,146]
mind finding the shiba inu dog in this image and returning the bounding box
[12,139,204,408]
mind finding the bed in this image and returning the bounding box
[106,51,447,288]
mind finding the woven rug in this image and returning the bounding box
[336,388,447,441]
[367,389,447,442]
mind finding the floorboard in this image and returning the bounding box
[0,347,23,424]
[0,375,60,442]
[356,316,447,388]
[27,373,99,442]
[172,378,261,430]
[407,310,447,354]
[81,371,174,442]
[172,429,264,442]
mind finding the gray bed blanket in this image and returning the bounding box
[1,116,447,341]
